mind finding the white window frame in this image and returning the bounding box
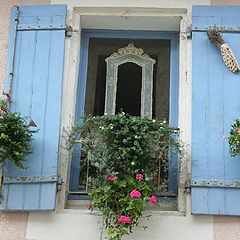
[57,7,191,216]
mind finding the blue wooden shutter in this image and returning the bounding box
[0,4,66,211]
[192,6,240,215]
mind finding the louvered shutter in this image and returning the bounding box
[192,6,240,215]
[0,4,66,211]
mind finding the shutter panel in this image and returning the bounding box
[0,4,66,211]
[192,6,240,215]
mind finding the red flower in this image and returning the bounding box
[0,108,7,112]
[148,195,157,204]
[236,128,240,134]
[107,175,116,182]
[130,189,141,198]
[136,173,144,181]
[87,202,93,210]
[117,215,131,224]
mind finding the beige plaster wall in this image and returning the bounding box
[212,0,240,5]
[0,212,28,240]
[214,217,240,240]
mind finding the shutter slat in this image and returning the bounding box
[0,4,66,211]
[192,6,240,215]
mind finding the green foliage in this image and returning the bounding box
[68,113,181,240]
[0,99,7,110]
[0,110,33,169]
[90,175,151,240]
[229,119,240,157]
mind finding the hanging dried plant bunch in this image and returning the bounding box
[207,29,240,73]
[207,29,225,48]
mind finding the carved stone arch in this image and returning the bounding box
[104,44,156,117]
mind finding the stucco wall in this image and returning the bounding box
[26,196,214,240]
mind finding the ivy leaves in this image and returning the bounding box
[0,112,33,169]
[68,113,181,187]
[229,119,240,157]
[67,113,182,240]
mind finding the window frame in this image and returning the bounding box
[68,29,179,200]
[57,7,189,214]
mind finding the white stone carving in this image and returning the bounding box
[104,44,156,117]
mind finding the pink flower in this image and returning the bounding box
[107,175,116,182]
[117,215,131,224]
[130,189,141,198]
[87,202,93,210]
[148,195,157,204]
[0,108,7,112]
[237,128,240,134]
[136,173,144,181]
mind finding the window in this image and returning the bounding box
[68,30,179,208]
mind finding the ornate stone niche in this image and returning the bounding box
[104,44,156,117]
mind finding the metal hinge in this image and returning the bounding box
[65,25,73,37]
[191,179,240,189]
[57,175,63,192]
[186,26,192,39]
[185,179,191,193]
[3,175,58,184]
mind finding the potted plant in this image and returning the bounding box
[0,99,33,169]
[68,113,181,240]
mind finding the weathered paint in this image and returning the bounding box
[0,1,49,239]
[1,4,66,211]
[0,0,50,95]
[210,0,240,238]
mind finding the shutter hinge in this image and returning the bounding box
[65,25,73,37]
[186,26,192,39]
[191,179,240,189]
[185,179,191,193]
[3,175,58,184]
[57,175,63,192]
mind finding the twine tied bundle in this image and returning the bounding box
[207,29,240,73]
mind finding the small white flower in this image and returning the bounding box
[152,119,156,123]
[99,126,104,130]
[131,162,135,166]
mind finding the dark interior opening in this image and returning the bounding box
[85,38,170,120]
[116,63,142,116]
